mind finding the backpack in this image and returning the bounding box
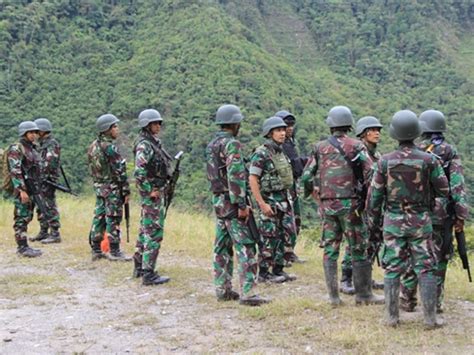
[1,143,24,196]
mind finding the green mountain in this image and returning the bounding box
[1,0,473,213]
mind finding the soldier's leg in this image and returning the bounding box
[400,264,418,312]
[274,209,297,281]
[105,189,131,261]
[14,198,41,257]
[340,242,354,295]
[432,226,447,312]
[89,195,106,260]
[257,214,285,283]
[41,190,61,244]
[214,218,236,299]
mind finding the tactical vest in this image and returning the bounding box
[258,144,293,194]
[135,136,172,188]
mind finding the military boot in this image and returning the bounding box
[30,227,49,242]
[353,260,384,305]
[142,270,170,286]
[239,294,271,306]
[41,230,61,244]
[384,278,400,327]
[106,243,132,262]
[323,259,342,306]
[17,240,42,258]
[257,267,286,284]
[216,289,240,301]
[273,264,297,282]
[420,275,443,329]
[340,267,355,295]
[132,253,143,278]
[91,242,106,261]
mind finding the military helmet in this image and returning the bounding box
[355,116,383,137]
[389,110,420,141]
[419,110,446,133]
[96,114,120,133]
[215,104,244,125]
[34,118,52,132]
[138,109,162,128]
[262,116,287,137]
[18,121,39,137]
[326,106,354,128]
[275,110,295,124]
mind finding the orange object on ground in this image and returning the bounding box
[101,232,110,253]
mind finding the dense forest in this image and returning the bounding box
[0,0,473,218]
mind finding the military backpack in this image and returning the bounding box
[1,143,24,196]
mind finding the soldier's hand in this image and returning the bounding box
[150,189,160,199]
[311,188,320,202]
[124,195,130,204]
[454,218,464,233]
[238,207,249,220]
[20,190,30,204]
[260,203,275,217]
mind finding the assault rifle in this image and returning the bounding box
[165,151,184,215]
[44,165,77,196]
[226,198,263,249]
[23,168,48,220]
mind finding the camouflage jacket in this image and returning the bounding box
[418,136,469,223]
[249,139,293,210]
[87,134,130,196]
[367,142,449,229]
[7,138,41,195]
[206,131,247,217]
[134,130,172,197]
[365,142,381,163]
[38,134,61,182]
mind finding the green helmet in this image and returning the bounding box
[275,110,295,124]
[18,121,39,137]
[389,110,420,141]
[262,116,287,137]
[34,118,52,132]
[138,109,162,128]
[96,114,119,133]
[355,116,383,137]
[326,106,354,128]
[419,110,446,133]
[215,104,244,125]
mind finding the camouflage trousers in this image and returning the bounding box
[134,195,166,272]
[36,186,60,231]
[13,197,35,244]
[400,225,447,308]
[257,207,297,270]
[381,211,436,280]
[214,217,258,296]
[88,191,123,246]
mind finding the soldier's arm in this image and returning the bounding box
[367,160,385,229]
[248,150,274,217]
[357,142,374,184]
[134,141,153,195]
[107,143,130,195]
[301,144,319,198]
[7,145,27,194]
[430,156,449,199]
[449,147,469,220]
[45,140,61,181]
[225,140,246,209]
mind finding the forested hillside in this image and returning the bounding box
[1,0,473,213]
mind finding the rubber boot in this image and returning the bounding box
[132,253,143,278]
[239,294,271,306]
[142,270,170,286]
[17,240,42,257]
[106,243,132,262]
[91,242,106,261]
[41,229,61,244]
[257,267,286,284]
[340,267,355,295]
[353,260,384,305]
[30,227,49,242]
[216,289,240,301]
[420,275,443,329]
[384,278,400,327]
[273,264,297,282]
[323,259,342,306]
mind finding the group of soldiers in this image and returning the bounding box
[4,103,468,328]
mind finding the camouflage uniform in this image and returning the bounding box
[206,131,258,297]
[400,136,469,310]
[134,130,172,274]
[87,134,130,250]
[249,139,297,276]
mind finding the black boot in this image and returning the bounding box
[239,294,271,306]
[142,270,170,286]
[273,264,297,282]
[17,239,42,257]
[91,242,105,261]
[41,230,61,244]
[106,243,132,262]
[257,267,285,283]
[323,259,342,306]
[420,275,443,329]
[30,227,49,242]
[132,253,143,278]
[216,289,240,301]
[384,278,400,327]
[340,267,355,295]
[353,260,384,305]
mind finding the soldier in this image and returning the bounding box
[367,110,449,329]
[275,110,307,265]
[87,114,131,262]
[339,116,384,295]
[249,116,297,283]
[133,109,171,286]
[7,121,42,257]
[400,110,468,313]
[206,104,269,305]
[301,106,383,306]
[29,118,62,244]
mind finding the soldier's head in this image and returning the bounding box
[389,110,420,143]
[138,109,163,136]
[34,118,52,138]
[356,116,383,145]
[262,116,287,144]
[18,121,39,142]
[96,114,120,139]
[419,110,446,138]
[275,110,296,138]
[326,106,354,133]
[215,104,243,137]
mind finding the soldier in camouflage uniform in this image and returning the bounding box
[133,109,171,286]
[367,110,449,329]
[340,116,384,295]
[275,110,307,265]
[249,116,297,283]
[87,114,131,262]
[7,121,42,257]
[29,118,62,244]
[302,106,383,306]
[400,110,469,313]
[206,104,269,305]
